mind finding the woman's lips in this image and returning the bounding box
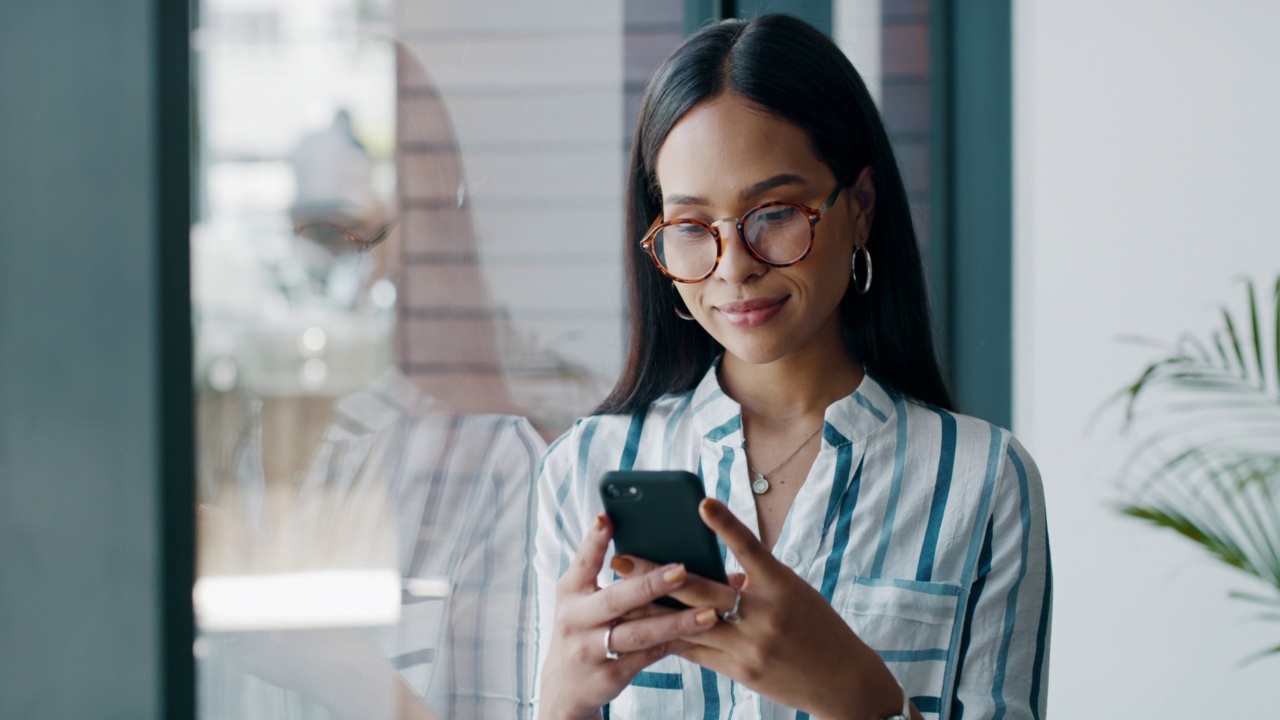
[716,296,788,328]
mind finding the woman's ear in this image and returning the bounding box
[852,165,876,227]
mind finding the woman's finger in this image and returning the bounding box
[675,643,731,671]
[617,602,678,623]
[663,576,739,612]
[699,499,776,579]
[612,554,742,615]
[605,638,696,680]
[612,557,746,591]
[612,556,744,591]
[608,554,654,577]
[579,562,692,626]
[556,513,612,598]
[671,620,739,652]
[606,606,719,655]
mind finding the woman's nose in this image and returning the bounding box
[711,221,766,284]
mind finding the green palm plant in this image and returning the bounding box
[1110,277,1280,662]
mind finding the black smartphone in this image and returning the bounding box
[599,470,728,608]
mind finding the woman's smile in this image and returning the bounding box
[714,295,789,328]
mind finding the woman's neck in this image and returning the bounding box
[718,332,864,423]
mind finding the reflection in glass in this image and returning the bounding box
[192,6,554,718]
[193,0,686,716]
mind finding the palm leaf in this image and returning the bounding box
[1246,278,1265,390]
[1222,306,1248,380]
[1117,503,1250,572]
[1106,275,1280,662]
[1229,589,1280,608]
[1239,642,1280,668]
[1177,333,1215,363]
[1273,276,1280,393]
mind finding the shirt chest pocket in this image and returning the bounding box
[833,578,961,714]
[607,656,686,720]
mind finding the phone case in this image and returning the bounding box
[599,470,728,609]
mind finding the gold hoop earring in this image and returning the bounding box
[851,244,873,295]
[672,282,695,321]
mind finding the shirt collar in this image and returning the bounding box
[688,360,743,444]
[688,360,897,447]
[326,368,433,438]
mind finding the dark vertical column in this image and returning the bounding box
[934,0,1013,427]
[685,0,723,35]
[877,0,940,368]
[159,0,196,716]
[0,0,194,716]
[737,0,834,35]
[929,0,954,376]
[685,0,831,37]
[736,0,831,35]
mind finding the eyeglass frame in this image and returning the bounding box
[294,218,398,253]
[639,181,847,283]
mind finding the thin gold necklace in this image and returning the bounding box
[746,426,823,495]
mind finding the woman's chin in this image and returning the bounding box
[717,337,793,368]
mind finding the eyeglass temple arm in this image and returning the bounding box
[817,179,851,215]
[639,215,665,246]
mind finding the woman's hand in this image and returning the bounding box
[538,513,722,720]
[614,499,912,720]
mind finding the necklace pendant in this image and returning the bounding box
[751,473,770,495]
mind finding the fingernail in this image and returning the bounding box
[695,608,718,626]
[594,513,608,532]
[663,564,687,584]
[700,498,718,517]
[609,556,634,575]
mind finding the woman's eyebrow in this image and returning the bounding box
[739,173,807,201]
[662,174,809,208]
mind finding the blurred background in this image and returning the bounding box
[3,0,1279,717]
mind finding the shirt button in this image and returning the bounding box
[781,549,801,567]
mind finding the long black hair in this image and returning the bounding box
[596,14,954,415]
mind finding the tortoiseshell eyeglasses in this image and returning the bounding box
[639,183,845,283]
[294,220,397,254]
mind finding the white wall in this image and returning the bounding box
[1014,1,1280,716]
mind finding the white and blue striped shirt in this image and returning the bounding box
[199,370,545,719]
[534,365,1051,720]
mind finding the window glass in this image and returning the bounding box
[192,0,684,717]
[837,0,933,267]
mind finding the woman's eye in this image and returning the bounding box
[669,224,707,239]
[757,206,800,224]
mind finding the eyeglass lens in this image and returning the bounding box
[652,204,811,281]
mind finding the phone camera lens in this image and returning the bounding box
[606,484,622,498]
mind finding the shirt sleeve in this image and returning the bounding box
[531,422,595,715]
[949,433,1052,718]
[438,415,546,720]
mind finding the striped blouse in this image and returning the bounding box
[199,370,545,719]
[533,365,1051,720]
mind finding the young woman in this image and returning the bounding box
[534,15,1050,720]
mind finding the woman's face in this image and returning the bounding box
[654,92,873,368]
